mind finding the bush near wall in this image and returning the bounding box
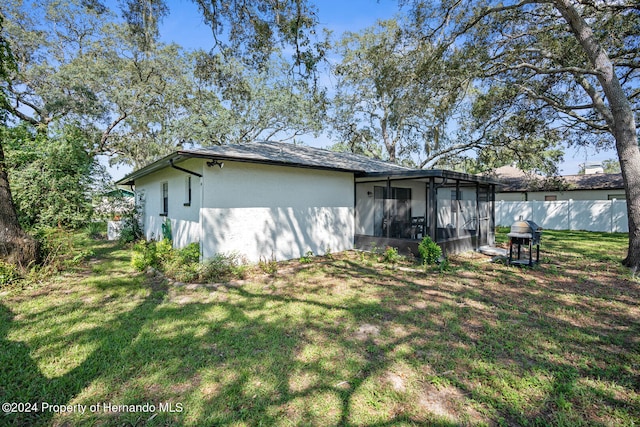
[131,240,247,283]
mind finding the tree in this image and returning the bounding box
[180,52,325,147]
[0,0,183,264]
[1,0,112,131]
[602,159,622,174]
[2,124,99,229]
[190,0,325,75]
[329,19,470,166]
[0,12,39,265]
[88,32,195,169]
[405,0,640,268]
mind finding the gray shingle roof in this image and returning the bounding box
[116,141,411,185]
[500,173,625,192]
[185,141,411,173]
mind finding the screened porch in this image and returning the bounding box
[354,170,499,255]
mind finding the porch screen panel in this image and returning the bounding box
[459,188,477,237]
[374,186,412,238]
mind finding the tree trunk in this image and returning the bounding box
[0,141,39,266]
[553,0,640,270]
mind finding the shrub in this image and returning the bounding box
[131,239,249,283]
[163,243,201,282]
[0,261,21,287]
[85,221,106,240]
[131,240,159,271]
[258,254,278,276]
[382,246,400,264]
[300,250,314,263]
[418,236,442,266]
[199,252,246,282]
[119,215,143,244]
[176,242,200,264]
[154,238,174,265]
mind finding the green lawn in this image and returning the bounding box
[0,230,638,426]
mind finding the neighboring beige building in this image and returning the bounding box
[493,165,625,202]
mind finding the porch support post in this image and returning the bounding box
[423,182,428,240]
[491,184,496,244]
[475,183,480,250]
[385,177,391,238]
[428,177,436,241]
[455,180,460,238]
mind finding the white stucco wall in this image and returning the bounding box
[134,158,203,249]
[200,161,355,262]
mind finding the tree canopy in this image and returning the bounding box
[401,0,639,266]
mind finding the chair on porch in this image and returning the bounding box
[410,217,425,240]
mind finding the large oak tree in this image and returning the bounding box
[0,13,39,265]
[404,0,639,268]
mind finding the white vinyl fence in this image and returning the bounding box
[496,200,628,233]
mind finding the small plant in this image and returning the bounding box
[438,257,451,272]
[131,240,159,271]
[324,246,333,260]
[85,221,106,240]
[199,252,246,282]
[154,238,174,265]
[0,261,21,287]
[163,242,201,282]
[118,207,143,244]
[71,249,95,266]
[259,254,278,276]
[382,246,400,264]
[418,236,442,266]
[300,250,314,263]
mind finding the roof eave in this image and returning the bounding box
[115,152,187,186]
[115,150,374,186]
[357,169,502,185]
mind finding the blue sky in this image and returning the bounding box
[106,0,616,180]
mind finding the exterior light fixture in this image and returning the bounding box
[207,160,224,168]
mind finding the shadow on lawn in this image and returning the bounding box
[0,276,168,426]
[1,245,638,426]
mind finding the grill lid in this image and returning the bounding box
[510,220,541,234]
[508,219,543,244]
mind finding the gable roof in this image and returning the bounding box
[500,173,625,192]
[117,141,411,186]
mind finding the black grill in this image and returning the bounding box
[507,220,542,266]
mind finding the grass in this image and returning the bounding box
[0,230,638,426]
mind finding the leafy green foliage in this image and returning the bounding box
[131,240,160,271]
[183,53,325,149]
[199,252,247,283]
[131,239,246,283]
[258,254,278,277]
[418,236,442,266]
[299,250,314,263]
[0,13,16,118]
[3,124,99,229]
[84,222,106,240]
[0,260,20,286]
[191,0,325,74]
[330,19,468,166]
[382,246,400,264]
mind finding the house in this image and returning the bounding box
[493,165,626,202]
[116,141,499,262]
